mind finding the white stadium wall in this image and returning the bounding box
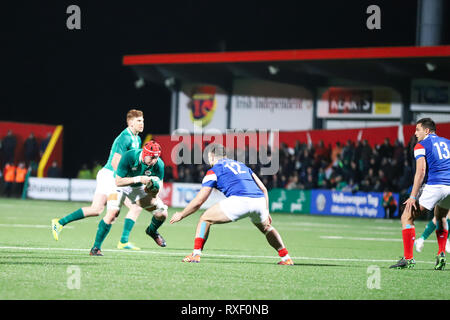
[230,79,314,131]
[26,178,225,210]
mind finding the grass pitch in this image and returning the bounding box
[0,198,449,300]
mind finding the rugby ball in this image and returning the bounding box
[145,176,161,193]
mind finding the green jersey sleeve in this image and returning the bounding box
[154,158,165,181]
[116,150,133,178]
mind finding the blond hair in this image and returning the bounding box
[126,109,143,123]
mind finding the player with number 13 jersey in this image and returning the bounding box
[414,133,450,186]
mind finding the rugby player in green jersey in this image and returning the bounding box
[89,140,168,256]
[52,109,146,250]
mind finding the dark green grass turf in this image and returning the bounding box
[0,198,449,300]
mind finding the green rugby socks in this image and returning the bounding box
[420,219,436,240]
[147,216,164,235]
[120,218,135,243]
[93,219,112,249]
[58,208,84,226]
[419,218,450,240]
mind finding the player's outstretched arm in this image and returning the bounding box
[170,187,213,224]
[116,175,151,187]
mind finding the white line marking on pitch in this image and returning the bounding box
[0,224,74,229]
[0,245,435,264]
[320,235,435,243]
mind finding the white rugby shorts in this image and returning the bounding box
[107,185,167,212]
[419,184,450,210]
[219,196,269,223]
[117,185,148,204]
[94,168,116,196]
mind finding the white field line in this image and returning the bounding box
[0,245,435,264]
[0,222,401,235]
[0,224,74,229]
[274,221,401,231]
[320,235,435,243]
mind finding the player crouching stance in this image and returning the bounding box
[170,144,294,265]
[90,141,168,256]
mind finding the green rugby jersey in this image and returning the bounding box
[104,128,141,171]
[115,149,165,187]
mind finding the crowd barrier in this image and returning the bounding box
[26,178,225,209]
[269,188,399,218]
[27,178,398,218]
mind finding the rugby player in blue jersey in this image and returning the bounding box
[390,118,450,270]
[170,144,293,265]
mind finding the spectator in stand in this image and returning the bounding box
[299,148,314,171]
[378,137,393,160]
[268,174,277,189]
[2,130,17,164]
[279,174,287,188]
[13,162,27,197]
[77,164,91,179]
[353,140,363,165]
[3,162,15,197]
[366,167,377,185]
[24,133,39,166]
[47,160,62,178]
[293,140,304,156]
[193,164,205,182]
[346,160,362,184]
[379,157,392,177]
[29,161,38,177]
[374,170,388,192]
[300,166,315,185]
[183,167,194,183]
[360,139,373,173]
[176,166,185,182]
[317,167,327,189]
[344,178,359,193]
[303,173,316,190]
[393,139,405,164]
[360,178,372,192]
[285,174,300,190]
[382,189,398,219]
[39,132,52,158]
[314,140,329,164]
[330,141,343,167]
[334,175,348,191]
[389,158,401,185]
[280,143,292,159]
[398,159,413,193]
[164,165,174,182]
[341,140,355,164]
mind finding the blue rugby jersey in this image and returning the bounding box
[414,133,450,185]
[201,158,264,198]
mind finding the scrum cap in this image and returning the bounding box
[142,140,162,158]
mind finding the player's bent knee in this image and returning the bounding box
[263,225,274,235]
[148,198,168,215]
[91,206,104,216]
[106,193,121,212]
[104,211,118,224]
[254,221,273,234]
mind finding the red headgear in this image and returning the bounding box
[142,140,161,159]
